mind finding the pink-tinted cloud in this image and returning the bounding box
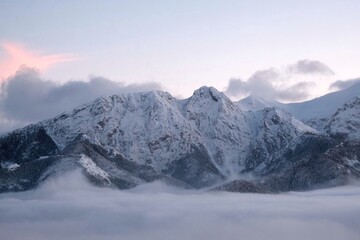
[0,42,79,81]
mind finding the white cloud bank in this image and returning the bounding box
[0,171,359,240]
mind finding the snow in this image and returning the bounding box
[41,91,202,172]
[179,86,252,176]
[0,162,20,171]
[344,158,360,171]
[326,97,360,139]
[79,154,110,182]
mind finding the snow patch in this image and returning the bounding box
[0,162,20,171]
[78,155,110,182]
[345,158,360,171]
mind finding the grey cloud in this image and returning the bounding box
[287,59,335,75]
[225,69,313,102]
[225,69,280,99]
[276,82,314,102]
[0,67,162,132]
[0,170,359,240]
[329,78,360,90]
[225,78,248,97]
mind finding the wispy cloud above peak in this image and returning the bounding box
[0,42,80,81]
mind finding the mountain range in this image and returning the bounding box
[1,83,360,193]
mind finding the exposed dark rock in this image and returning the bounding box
[164,144,224,188]
[0,126,58,164]
[211,180,269,193]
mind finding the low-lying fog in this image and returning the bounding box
[1,170,359,240]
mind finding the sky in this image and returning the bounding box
[0,170,360,240]
[0,0,360,131]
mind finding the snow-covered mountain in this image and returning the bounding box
[283,82,360,130]
[325,96,360,139]
[243,107,318,173]
[237,83,360,133]
[0,86,359,193]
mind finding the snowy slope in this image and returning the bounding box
[284,82,360,121]
[246,107,317,137]
[179,87,252,176]
[325,97,360,139]
[244,107,318,173]
[41,91,203,172]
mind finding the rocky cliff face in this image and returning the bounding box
[0,86,359,193]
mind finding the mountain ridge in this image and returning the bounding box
[1,85,359,193]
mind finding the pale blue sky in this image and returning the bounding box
[0,0,360,97]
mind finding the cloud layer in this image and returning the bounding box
[0,171,359,240]
[0,67,161,132]
[225,69,314,102]
[225,59,334,102]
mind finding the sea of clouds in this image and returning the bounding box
[0,170,359,240]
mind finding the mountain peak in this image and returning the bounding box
[191,86,224,102]
[237,95,280,111]
[326,96,360,139]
